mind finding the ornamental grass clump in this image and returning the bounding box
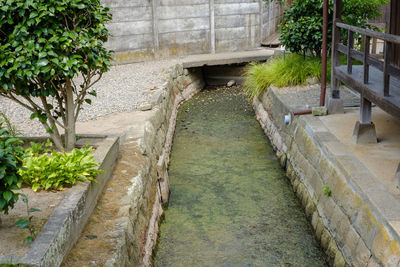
[19,140,103,191]
[244,53,326,98]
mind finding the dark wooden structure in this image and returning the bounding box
[330,0,400,125]
[329,0,400,177]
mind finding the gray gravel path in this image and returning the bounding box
[0,59,177,136]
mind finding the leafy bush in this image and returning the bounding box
[19,140,102,191]
[244,53,326,98]
[0,0,113,151]
[0,124,24,214]
[280,0,389,55]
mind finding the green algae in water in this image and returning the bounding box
[154,87,327,266]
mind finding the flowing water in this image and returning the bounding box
[154,87,326,266]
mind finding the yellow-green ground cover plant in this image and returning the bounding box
[19,140,102,192]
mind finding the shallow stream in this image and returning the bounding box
[154,87,326,266]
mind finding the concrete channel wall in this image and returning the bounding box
[101,0,282,63]
[95,65,206,266]
[253,87,400,266]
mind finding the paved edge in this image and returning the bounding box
[0,135,119,267]
[254,86,400,266]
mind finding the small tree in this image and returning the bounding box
[279,0,389,56]
[0,0,113,151]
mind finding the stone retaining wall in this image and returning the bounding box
[101,64,205,266]
[253,87,400,266]
[102,0,282,63]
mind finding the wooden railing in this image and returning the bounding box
[335,22,400,96]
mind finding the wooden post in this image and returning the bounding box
[360,97,372,124]
[327,0,344,114]
[383,40,391,96]
[364,35,370,84]
[347,31,353,74]
[371,37,377,55]
[331,0,342,99]
[390,0,400,67]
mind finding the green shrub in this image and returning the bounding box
[0,124,24,214]
[19,140,103,191]
[280,0,389,56]
[244,53,326,98]
[0,0,113,151]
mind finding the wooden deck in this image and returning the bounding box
[335,65,400,118]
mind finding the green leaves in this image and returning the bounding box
[19,141,103,191]
[37,59,48,67]
[279,0,389,55]
[322,185,332,197]
[15,194,41,244]
[0,0,113,150]
[3,191,13,202]
[0,121,24,214]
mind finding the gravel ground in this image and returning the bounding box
[0,59,177,136]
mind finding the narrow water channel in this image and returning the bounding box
[154,87,326,266]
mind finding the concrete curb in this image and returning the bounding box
[0,135,119,267]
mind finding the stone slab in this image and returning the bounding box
[181,49,276,68]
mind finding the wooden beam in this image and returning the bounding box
[336,22,400,45]
[334,67,400,118]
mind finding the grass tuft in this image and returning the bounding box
[244,53,328,99]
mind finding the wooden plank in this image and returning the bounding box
[336,22,400,45]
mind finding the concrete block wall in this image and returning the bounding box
[214,0,260,51]
[102,0,282,63]
[157,0,211,57]
[103,0,155,62]
[262,0,282,39]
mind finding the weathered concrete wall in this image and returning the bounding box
[262,0,282,39]
[78,65,205,266]
[102,0,282,63]
[253,87,400,266]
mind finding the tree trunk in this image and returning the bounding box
[49,130,64,151]
[65,81,76,152]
